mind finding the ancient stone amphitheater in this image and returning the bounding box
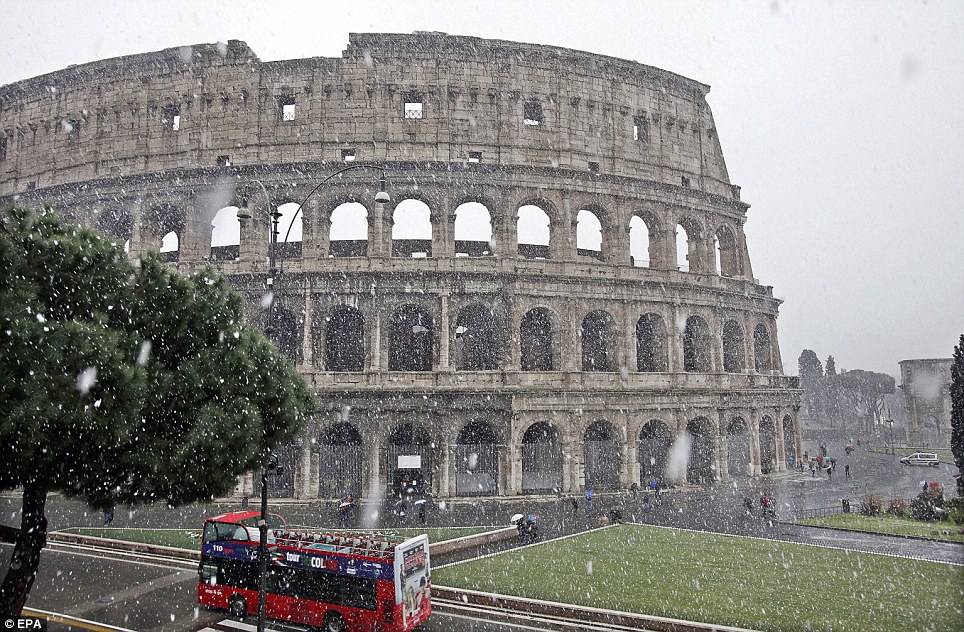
[0,33,800,501]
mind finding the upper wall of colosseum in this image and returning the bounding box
[0,33,734,199]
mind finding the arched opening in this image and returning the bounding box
[275,202,303,260]
[584,421,620,490]
[384,424,435,497]
[92,208,134,246]
[754,323,773,373]
[581,310,615,372]
[455,304,502,370]
[160,230,180,262]
[210,206,241,261]
[318,423,363,498]
[325,306,365,371]
[683,315,712,372]
[392,199,432,257]
[636,313,668,372]
[722,320,746,373]
[629,215,651,267]
[759,416,776,474]
[716,224,740,277]
[576,209,603,261]
[639,420,672,483]
[686,417,715,484]
[520,308,554,371]
[329,202,369,257]
[922,415,940,448]
[675,223,689,271]
[270,307,302,364]
[517,204,551,259]
[726,417,751,478]
[455,420,499,495]
[389,305,434,371]
[521,422,561,493]
[454,202,493,257]
[782,415,796,468]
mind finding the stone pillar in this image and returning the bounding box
[128,198,148,258]
[603,218,623,265]
[361,436,381,501]
[301,289,315,369]
[774,408,786,472]
[371,202,390,258]
[718,409,729,482]
[298,441,313,499]
[507,301,522,371]
[619,422,632,488]
[179,198,209,264]
[562,307,580,371]
[668,303,682,372]
[750,409,762,477]
[651,224,677,271]
[370,308,384,371]
[713,433,723,482]
[496,203,518,259]
[509,439,522,494]
[439,293,451,370]
[441,443,453,498]
[555,193,575,261]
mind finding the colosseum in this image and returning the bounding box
[0,32,801,501]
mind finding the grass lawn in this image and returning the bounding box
[433,524,964,632]
[796,513,964,543]
[61,526,494,550]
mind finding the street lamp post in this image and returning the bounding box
[237,164,390,632]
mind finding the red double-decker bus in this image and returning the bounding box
[196,511,431,632]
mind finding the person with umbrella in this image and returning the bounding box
[338,494,356,526]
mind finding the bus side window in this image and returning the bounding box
[201,562,218,585]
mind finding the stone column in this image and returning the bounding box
[439,293,451,370]
[603,218,624,265]
[774,408,786,472]
[668,303,682,372]
[495,202,518,259]
[749,408,762,477]
[298,441,313,499]
[441,443,453,498]
[370,202,390,258]
[718,409,730,482]
[128,198,148,258]
[370,307,384,371]
[361,436,381,501]
[555,193,575,261]
[301,288,315,370]
[509,439,522,494]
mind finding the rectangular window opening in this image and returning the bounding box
[404,102,423,119]
[523,100,543,126]
[681,176,691,187]
[468,151,482,163]
[1,136,9,161]
[588,161,599,173]
[172,115,181,131]
[161,105,180,131]
[217,155,231,167]
[342,149,356,162]
[278,95,296,122]
[633,116,649,143]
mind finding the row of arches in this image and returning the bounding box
[88,193,750,277]
[269,414,798,499]
[299,303,776,374]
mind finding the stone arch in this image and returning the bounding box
[686,416,716,484]
[759,415,776,474]
[455,303,504,370]
[782,414,796,468]
[581,309,616,372]
[722,319,746,373]
[392,198,433,257]
[675,217,703,272]
[329,201,369,257]
[383,423,436,497]
[270,306,302,364]
[715,223,740,277]
[388,304,434,371]
[325,306,366,372]
[636,313,668,372]
[639,420,672,483]
[145,202,184,261]
[454,201,493,256]
[521,422,562,493]
[92,207,133,247]
[576,208,604,261]
[210,206,241,261]
[584,420,620,490]
[517,202,552,259]
[455,420,500,495]
[726,417,751,478]
[520,307,557,371]
[683,315,713,372]
[754,323,773,373]
[317,423,364,498]
[629,215,651,267]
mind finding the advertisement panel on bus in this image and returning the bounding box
[393,535,431,628]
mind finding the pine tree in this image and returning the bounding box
[797,350,824,418]
[951,334,964,497]
[0,206,316,613]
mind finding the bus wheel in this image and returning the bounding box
[323,612,346,632]
[228,596,247,619]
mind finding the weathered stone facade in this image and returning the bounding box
[899,359,952,448]
[0,33,800,499]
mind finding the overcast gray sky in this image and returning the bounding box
[1,0,961,378]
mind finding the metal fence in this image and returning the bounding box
[522,442,562,492]
[454,443,498,496]
[318,444,364,498]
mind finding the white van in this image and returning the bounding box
[899,452,939,467]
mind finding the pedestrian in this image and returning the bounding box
[630,481,639,503]
[570,496,579,517]
[921,480,927,492]
[845,464,851,479]
[743,496,754,515]
[417,501,426,525]
[653,480,661,500]
[827,465,832,480]
[585,488,594,513]
[809,460,815,477]
[103,504,114,527]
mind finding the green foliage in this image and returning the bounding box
[0,205,316,507]
[945,497,964,525]
[951,334,964,496]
